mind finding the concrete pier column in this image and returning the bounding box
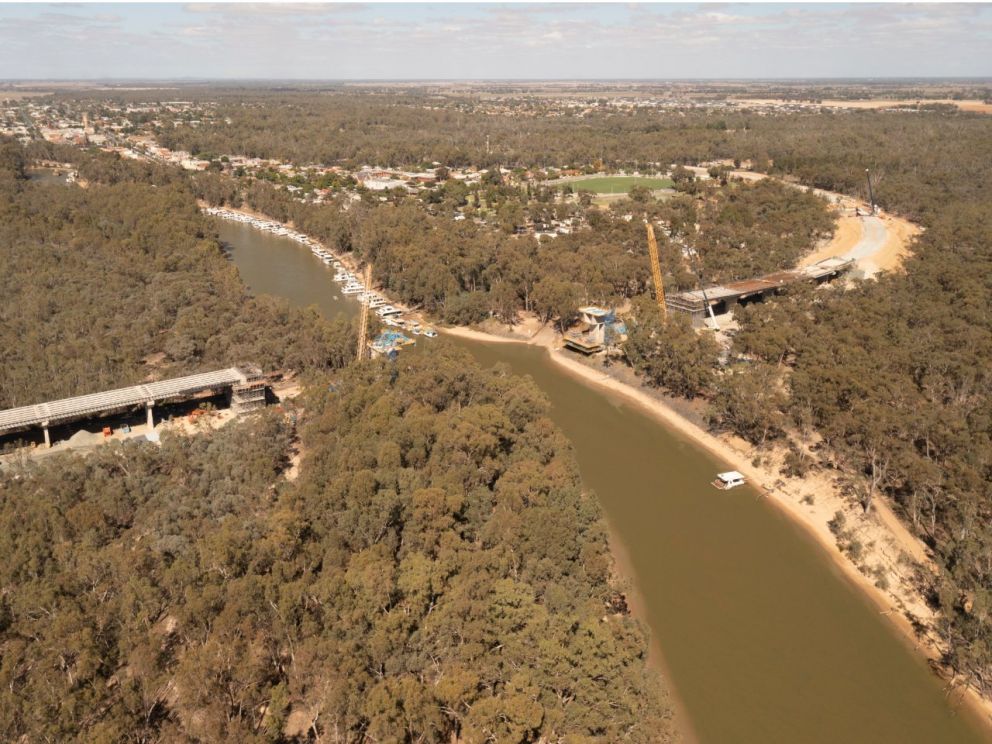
[146,402,154,430]
[42,423,51,449]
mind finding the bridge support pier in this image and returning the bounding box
[146,402,154,430]
[42,422,50,449]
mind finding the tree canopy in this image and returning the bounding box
[0,143,354,408]
[0,348,675,742]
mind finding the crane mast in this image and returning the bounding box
[356,263,373,361]
[645,223,667,319]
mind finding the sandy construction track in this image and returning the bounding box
[686,166,920,274]
[801,214,863,266]
[803,211,920,275]
[868,214,921,274]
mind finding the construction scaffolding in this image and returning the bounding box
[231,365,266,414]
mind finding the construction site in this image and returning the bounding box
[0,366,267,454]
[562,171,891,348]
[667,256,854,328]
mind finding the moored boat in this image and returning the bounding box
[712,471,746,490]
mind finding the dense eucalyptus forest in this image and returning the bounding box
[0,140,672,741]
[0,142,356,408]
[160,90,992,693]
[150,93,992,696]
[4,80,992,733]
[733,203,992,693]
[706,119,992,694]
[0,351,673,742]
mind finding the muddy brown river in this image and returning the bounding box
[220,218,990,744]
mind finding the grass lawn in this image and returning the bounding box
[572,176,674,194]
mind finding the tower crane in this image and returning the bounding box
[355,263,373,361]
[645,222,668,320]
[648,221,720,330]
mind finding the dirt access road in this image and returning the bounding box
[844,215,887,262]
[731,98,992,115]
[687,166,920,275]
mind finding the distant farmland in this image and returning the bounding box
[570,175,674,194]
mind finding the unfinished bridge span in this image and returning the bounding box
[669,256,854,327]
[0,367,265,447]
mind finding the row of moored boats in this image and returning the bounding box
[333,270,436,336]
[205,207,317,248]
[206,207,436,339]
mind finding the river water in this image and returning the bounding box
[219,218,989,744]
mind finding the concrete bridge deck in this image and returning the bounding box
[0,367,259,445]
[669,257,854,326]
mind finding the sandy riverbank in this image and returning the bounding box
[442,323,992,730]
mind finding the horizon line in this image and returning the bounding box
[4,76,992,85]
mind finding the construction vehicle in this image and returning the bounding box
[355,263,373,361]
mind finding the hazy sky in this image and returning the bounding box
[1,3,990,80]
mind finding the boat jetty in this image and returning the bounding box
[205,206,319,251]
[205,207,435,356]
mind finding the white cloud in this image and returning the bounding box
[0,3,989,80]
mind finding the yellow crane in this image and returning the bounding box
[355,263,373,361]
[645,223,667,320]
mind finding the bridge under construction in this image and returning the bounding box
[0,366,265,447]
[668,256,854,327]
